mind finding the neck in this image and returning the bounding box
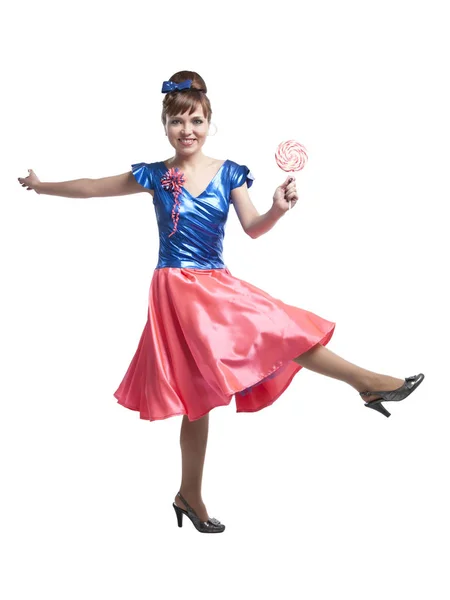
[166,152,211,170]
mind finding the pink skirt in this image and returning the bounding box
[113,267,336,421]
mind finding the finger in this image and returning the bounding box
[282,176,294,189]
[286,177,296,188]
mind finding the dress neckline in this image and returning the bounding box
[160,159,228,199]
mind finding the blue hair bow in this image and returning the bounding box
[161,79,193,93]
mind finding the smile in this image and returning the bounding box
[179,139,196,146]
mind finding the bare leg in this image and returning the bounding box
[293,343,405,401]
[174,413,210,522]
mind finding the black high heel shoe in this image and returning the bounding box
[172,492,226,533]
[360,373,425,417]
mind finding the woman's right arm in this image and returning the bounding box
[18,170,151,197]
[35,178,93,198]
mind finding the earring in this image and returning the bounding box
[207,122,218,136]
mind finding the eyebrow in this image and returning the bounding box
[171,115,204,119]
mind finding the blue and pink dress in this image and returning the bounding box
[113,159,335,421]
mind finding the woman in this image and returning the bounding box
[18,70,425,534]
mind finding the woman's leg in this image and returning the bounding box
[293,343,405,401]
[174,413,211,522]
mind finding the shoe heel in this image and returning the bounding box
[365,401,391,418]
[173,503,183,527]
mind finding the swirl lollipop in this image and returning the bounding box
[275,140,308,210]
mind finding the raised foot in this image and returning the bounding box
[359,375,405,402]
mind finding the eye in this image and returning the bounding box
[171,119,203,125]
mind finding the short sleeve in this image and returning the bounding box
[131,162,154,191]
[230,164,255,192]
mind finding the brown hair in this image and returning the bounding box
[161,71,212,126]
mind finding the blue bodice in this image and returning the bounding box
[131,160,254,269]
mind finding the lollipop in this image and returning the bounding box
[275,140,308,210]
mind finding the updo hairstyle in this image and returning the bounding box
[161,70,212,126]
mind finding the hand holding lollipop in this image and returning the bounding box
[275,140,308,211]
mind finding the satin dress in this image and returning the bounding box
[113,159,336,421]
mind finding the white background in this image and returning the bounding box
[2,0,449,598]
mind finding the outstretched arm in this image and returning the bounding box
[18,170,151,198]
[87,172,152,197]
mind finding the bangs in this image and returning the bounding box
[165,92,210,121]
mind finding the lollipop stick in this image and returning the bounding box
[289,171,292,210]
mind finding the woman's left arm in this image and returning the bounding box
[230,177,298,239]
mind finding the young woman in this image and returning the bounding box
[18,70,424,534]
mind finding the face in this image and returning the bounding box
[165,103,209,154]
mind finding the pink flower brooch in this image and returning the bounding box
[161,167,186,237]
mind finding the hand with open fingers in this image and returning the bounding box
[272,175,298,214]
[18,169,41,193]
